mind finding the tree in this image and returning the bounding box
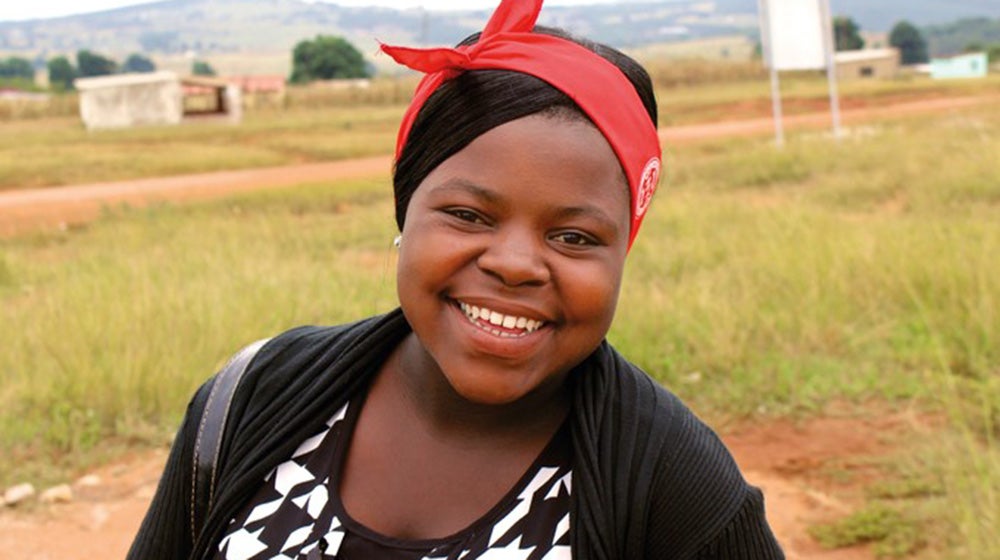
[290,35,370,84]
[0,56,35,80]
[76,50,117,77]
[833,16,865,51]
[123,53,156,73]
[47,56,77,91]
[191,60,216,76]
[889,21,929,65]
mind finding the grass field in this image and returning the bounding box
[1,77,999,556]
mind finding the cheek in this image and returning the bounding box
[395,225,473,309]
[561,264,623,327]
[396,249,435,313]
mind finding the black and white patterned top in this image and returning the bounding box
[214,398,573,560]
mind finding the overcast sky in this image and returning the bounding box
[0,0,619,22]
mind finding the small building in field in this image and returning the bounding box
[75,71,183,130]
[75,71,242,130]
[833,48,900,80]
[930,52,989,80]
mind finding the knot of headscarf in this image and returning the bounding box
[381,0,662,250]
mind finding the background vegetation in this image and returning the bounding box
[289,35,370,83]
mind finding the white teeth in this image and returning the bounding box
[458,302,545,336]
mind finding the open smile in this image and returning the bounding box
[456,300,547,338]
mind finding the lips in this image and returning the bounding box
[457,301,546,337]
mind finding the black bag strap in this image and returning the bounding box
[190,338,271,544]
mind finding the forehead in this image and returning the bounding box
[419,114,630,220]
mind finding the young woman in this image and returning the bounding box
[129,1,783,558]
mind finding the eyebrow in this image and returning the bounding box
[431,179,503,205]
[552,206,621,234]
[431,178,622,234]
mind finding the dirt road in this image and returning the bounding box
[1,94,994,237]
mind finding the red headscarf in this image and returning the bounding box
[381,0,662,249]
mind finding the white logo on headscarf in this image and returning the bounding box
[635,157,660,218]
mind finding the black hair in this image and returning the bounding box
[392,26,658,230]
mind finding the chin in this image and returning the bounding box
[446,374,534,407]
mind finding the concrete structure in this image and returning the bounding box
[833,49,900,80]
[930,52,989,80]
[75,71,183,130]
[75,71,242,130]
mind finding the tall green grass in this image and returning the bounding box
[0,104,403,189]
[1,179,401,480]
[1,102,997,557]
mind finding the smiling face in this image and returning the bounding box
[396,113,631,406]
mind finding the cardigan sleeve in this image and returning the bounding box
[643,465,784,559]
[692,486,785,560]
[125,378,214,560]
[638,387,785,559]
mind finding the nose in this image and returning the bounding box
[476,227,550,287]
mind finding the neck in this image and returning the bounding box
[388,334,572,443]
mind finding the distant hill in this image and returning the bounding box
[0,0,755,59]
[713,0,1000,31]
[829,0,999,31]
[0,0,996,75]
[923,17,1000,55]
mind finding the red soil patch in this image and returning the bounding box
[726,409,937,560]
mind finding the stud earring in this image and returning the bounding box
[393,235,402,248]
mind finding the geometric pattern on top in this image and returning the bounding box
[215,400,573,560]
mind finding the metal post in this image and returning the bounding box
[768,66,785,148]
[818,0,842,139]
[757,0,785,147]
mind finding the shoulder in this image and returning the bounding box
[193,309,408,434]
[574,343,780,557]
[631,364,782,558]
[603,347,749,510]
[239,309,407,390]
[259,312,395,362]
[640,385,768,556]
[688,486,785,559]
[575,342,738,479]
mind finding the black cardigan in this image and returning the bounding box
[128,309,783,559]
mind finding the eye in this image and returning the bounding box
[444,207,489,225]
[550,231,599,247]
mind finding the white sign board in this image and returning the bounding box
[760,0,827,70]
